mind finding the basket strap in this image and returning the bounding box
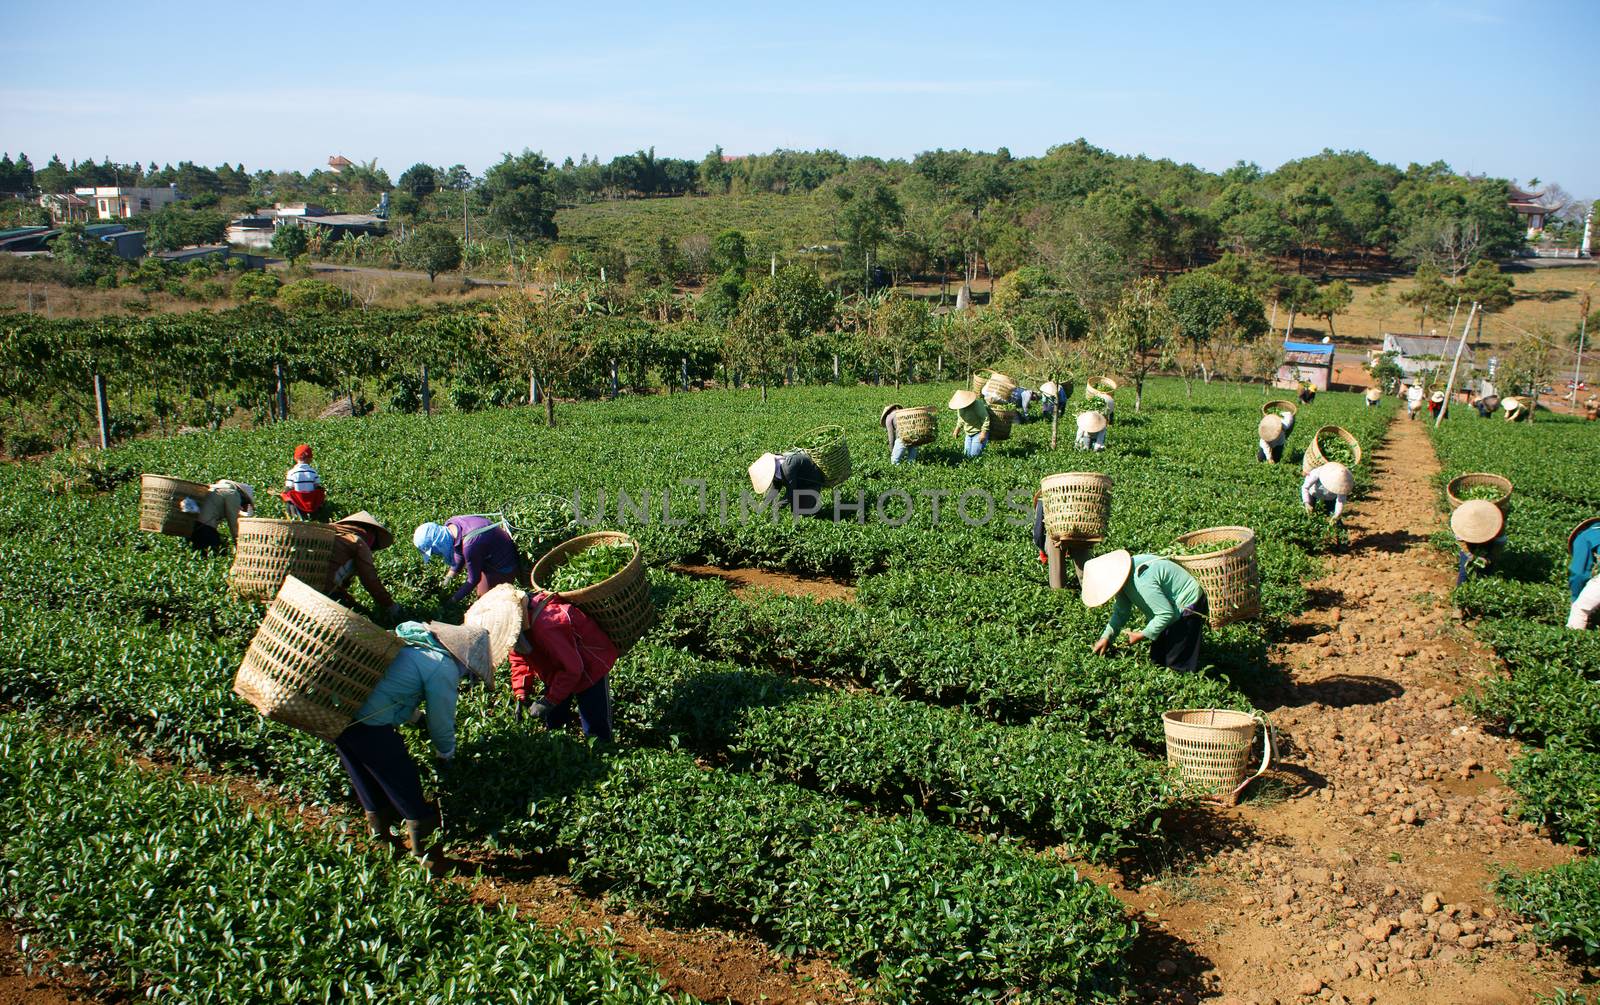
[462,515,511,544]
[1226,714,1274,802]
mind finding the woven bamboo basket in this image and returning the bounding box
[1445,472,1514,515]
[1039,472,1112,542]
[1301,425,1362,474]
[970,369,995,394]
[981,371,1016,403]
[1087,375,1118,403]
[1163,709,1272,804]
[1170,526,1260,627]
[139,474,210,536]
[532,531,656,654]
[233,575,403,742]
[795,425,851,488]
[895,406,937,447]
[229,518,338,601]
[987,402,1014,441]
[1261,399,1299,417]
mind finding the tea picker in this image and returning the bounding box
[1502,397,1529,422]
[1451,500,1506,585]
[1568,517,1600,630]
[181,479,255,553]
[1364,387,1382,408]
[1406,384,1424,420]
[1083,549,1209,672]
[329,511,401,618]
[1301,462,1353,522]
[467,584,619,741]
[747,450,826,516]
[1428,390,1446,419]
[880,404,919,465]
[948,389,991,459]
[281,444,327,520]
[1074,410,1108,451]
[413,514,521,600]
[1257,414,1291,463]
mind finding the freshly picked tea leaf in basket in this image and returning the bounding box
[545,542,635,592]
[1455,485,1505,501]
[1317,433,1357,466]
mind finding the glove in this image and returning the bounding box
[1038,550,1048,566]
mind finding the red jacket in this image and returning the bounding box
[508,592,618,704]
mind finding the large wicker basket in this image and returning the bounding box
[795,425,851,488]
[229,518,338,601]
[986,402,1014,441]
[1445,472,1514,515]
[1087,375,1118,403]
[1039,472,1112,542]
[139,474,210,537]
[1301,425,1362,474]
[531,531,656,654]
[233,575,403,742]
[895,406,937,447]
[981,371,1016,403]
[1261,399,1299,417]
[1163,709,1273,805]
[970,368,999,394]
[1170,526,1260,627]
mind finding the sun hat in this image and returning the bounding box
[1365,387,1381,401]
[1321,463,1354,496]
[336,511,393,551]
[294,444,314,463]
[748,453,779,494]
[1450,499,1505,545]
[1430,391,1446,403]
[426,621,495,687]
[464,583,528,666]
[1502,396,1523,412]
[948,389,979,410]
[1569,517,1600,556]
[1259,415,1284,441]
[1040,380,1060,397]
[1076,410,1108,434]
[880,403,902,425]
[1081,550,1133,609]
[413,521,454,562]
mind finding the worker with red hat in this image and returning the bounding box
[282,444,327,519]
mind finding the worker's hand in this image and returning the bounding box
[1126,631,1146,645]
[1091,637,1111,656]
[1303,503,1314,515]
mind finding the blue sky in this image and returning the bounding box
[2,0,1596,195]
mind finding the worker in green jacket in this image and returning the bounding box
[948,389,991,458]
[1082,549,1209,671]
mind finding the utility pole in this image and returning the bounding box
[1436,302,1478,427]
[462,187,468,247]
[1573,290,1590,407]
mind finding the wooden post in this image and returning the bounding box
[275,361,288,421]
[420,362,431,416]
[1050,409,1059,450]
[681,357,688,391]
[1436,302,1477,427]
[529,370,539,404]
[93,373,110,449]
[610,359,619,399]
[832,353,839,381]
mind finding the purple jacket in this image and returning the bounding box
[445,515,519,600]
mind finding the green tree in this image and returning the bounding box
[271,224,308,264]
[278,278,350,312]
[1310,279,1354,337]
[864,292,930,387]
[1456,259,1515,346]
[1097,277,1177,411]
[724,281,792,402]
[1165,272,1268,383]
[401,224,462,283]
[143,208,227,251]
[232,270,281,301]
[397,163,438,199]
[488,287,589,427]
[710,229,748,275]
[1398,264,1453,336]
[481,150,558,241]
[832,171,903,290]
[1277,275,1319,337]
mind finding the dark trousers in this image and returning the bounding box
[1457,542,1503,585]
[189,523,223,554]
[1150,594,1209,672]
[1257,442,1284,463]
[334,722,433,820]
[546,677,613,742]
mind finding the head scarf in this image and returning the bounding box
[294,444,314,463]
[412,521,455,563]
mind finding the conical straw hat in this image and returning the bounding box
[879,403,902,425]
[1077,410,1108,434]
[1502,397,1523,412]
[464,583,528,668]
[1322,463,1354,496]
[948,389,979,410]
[1365,387,1381,401]
[1258,415,1284,441]
[1569,517,1600,555]
[748,453,779,494]
[1081,550,1132,609]
[1451,499,1504,544]
[1040,380,1059,397]
[1430,391,1446,403]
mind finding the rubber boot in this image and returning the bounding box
[404,815,440,863]
[365,809,399,840]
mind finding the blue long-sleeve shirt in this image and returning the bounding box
[1571,524,1600,601]
[353,645,461,758]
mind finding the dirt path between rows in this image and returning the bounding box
[671,564,857,603]
[1110,414,1586,1004]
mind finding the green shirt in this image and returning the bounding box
[1100,553,1204,643]
[954,401,991,438]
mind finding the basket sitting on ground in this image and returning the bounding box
[1169,526,1260,627]
[532,531,656,654]
[1087,375,1118,403]
[981,371,1016,403]
[1445,472,1514,515]
[986,402,1015,441]
[1301,425,1362,474]
[793,425,851,488]
[1039,472,1112,542]
[895,406,938,447]
[1261,399,1299,417]
[229,518,338,601]
[1163,709,1273,805]
[233,575,403,742]
[139,474,210,537]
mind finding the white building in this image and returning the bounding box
[74,185,181,219]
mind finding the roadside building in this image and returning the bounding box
[75,185,182,219]
[225,213,277,249]
[1381,333,1458,379]
[38,192,91,222]
[1276,339,1334,391]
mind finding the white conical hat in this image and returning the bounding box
[948,389,979,410]
[1040,380,1059,397]
[1259,414,1284,441]
[1365,387,1381,401]
[1502,396,1523,412]
[1081,550,1133,609]
[1451,499,1504,544]
[748,453,779,494]
[1076,410,1107,434]
[464,583,527,668]
[1322,463,1354,496]
[1430,391,1445,403]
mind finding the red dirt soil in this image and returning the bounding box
[671,564,856,602]
[0,926,120,1005]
